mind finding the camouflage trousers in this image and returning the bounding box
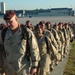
[64,40,70,56]
[37,54,51,75]
[4,60,30,75]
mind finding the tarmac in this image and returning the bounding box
[50,54,69,75]
[0,16,75,25]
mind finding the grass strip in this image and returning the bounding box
[63,40,75,75]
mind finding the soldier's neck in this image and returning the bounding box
[11,26,19,35]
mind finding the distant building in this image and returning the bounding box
[25,8,74,17]
[0,2,6,14]
[5,7,74,17]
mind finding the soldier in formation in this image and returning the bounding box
[0,10,40,75]
[0,11,74,75]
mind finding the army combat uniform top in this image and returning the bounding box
[43,29,58,50]
[0,25,40,75]
[36,35,51,75]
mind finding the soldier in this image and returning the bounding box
[71,22,75,38]
[58,22,65,61]
[0,44,5,75]
[25,20,33,31]
[68,23,74,43]
[38,21,59,70]
[45,21,52,31]
[39,21,58,50]
[63,23,70,56]
[35,24,51,75]
[0,10,40,75]
[0,23,6,75]
[65,23,74,51]
[51,24,61,64]
[55,23,65,61]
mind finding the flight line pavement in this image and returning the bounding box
[50,55,69,75]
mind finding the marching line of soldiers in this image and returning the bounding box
[0,11,75,75]
[24,20,74,75]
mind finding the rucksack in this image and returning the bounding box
[45,36,51,55]
[45,36,61,60]
[1,25,30,61]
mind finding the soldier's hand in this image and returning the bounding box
[30,67,37,75]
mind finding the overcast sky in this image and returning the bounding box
[0,0,75,10]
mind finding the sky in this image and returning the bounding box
[0,0,75,10]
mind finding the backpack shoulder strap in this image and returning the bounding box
[1,27,8,43]
[1,27,8,58]
[20,25,30,60]
[45,36,50,54]
[21,25,29,40]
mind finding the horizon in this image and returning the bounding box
[6,7,74,11]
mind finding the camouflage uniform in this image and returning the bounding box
[67,26,74,51]
[51,28,61,51]
[36,35,51,75]
[58,26,66,57]
[0,45,3,74]
[0,25,40,75]
[64,24,74,54]
[68,26,74,43]
[51,28,61,64]
[43,29,58,49]
[58,30,65,60]
[62,27,70,56]
[43,29,58,68]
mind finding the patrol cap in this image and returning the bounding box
[3,10,15,20]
